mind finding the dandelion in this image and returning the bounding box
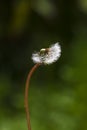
[32,43,61,64]
[24,43,61,130]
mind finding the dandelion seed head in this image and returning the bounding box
[32,42,61,65]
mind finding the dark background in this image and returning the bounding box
[0,0,87,130]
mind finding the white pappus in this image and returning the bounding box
[32,42,61,65]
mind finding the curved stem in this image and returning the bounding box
[24,63,41,130]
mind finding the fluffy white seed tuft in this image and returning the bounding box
[32,42,61,65]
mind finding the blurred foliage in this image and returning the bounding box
[0,0,87,130]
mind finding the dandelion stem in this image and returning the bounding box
[24,63,41,130]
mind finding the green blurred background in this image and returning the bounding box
[0,0,87,130]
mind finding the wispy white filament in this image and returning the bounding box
[32,42,61,65]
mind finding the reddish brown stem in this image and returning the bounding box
[24,63,41,130]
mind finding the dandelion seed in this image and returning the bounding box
[32,42,61,64]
